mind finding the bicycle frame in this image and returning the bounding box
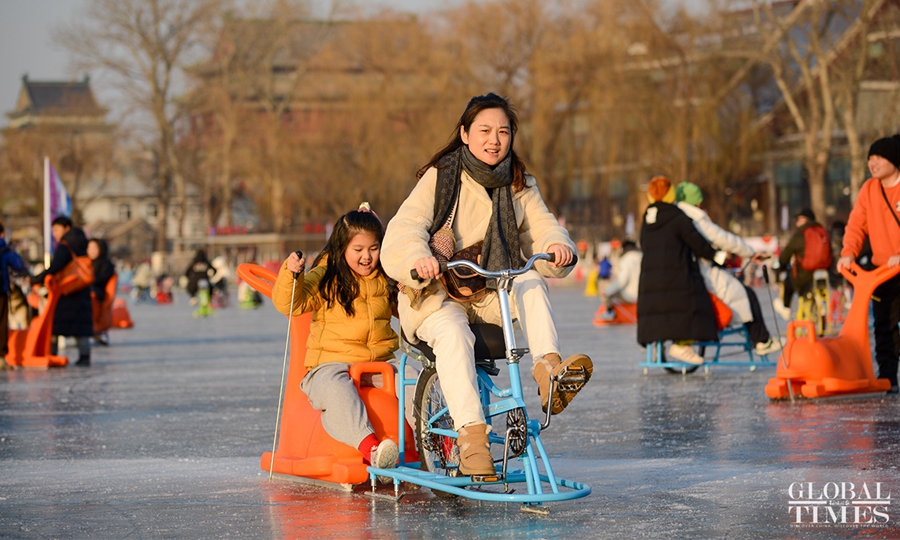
[368,253,591,510]
[795,270,832,336]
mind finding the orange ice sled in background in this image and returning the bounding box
[237,263,418,486]
[91,273,118,334]
[111,298,134,328]
[764,262,896,399]
[6,275,70,368]
[592,302,637,325]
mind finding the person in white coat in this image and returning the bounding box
[675,182,782,356]
[382,93,592,476]
[597,240,641,320]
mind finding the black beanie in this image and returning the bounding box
[868,134,900,169]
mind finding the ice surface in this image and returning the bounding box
[2,286,899,538]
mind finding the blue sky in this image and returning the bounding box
[0,0,702,122]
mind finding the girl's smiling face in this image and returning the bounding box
[461,107,511,167]
[344,231,380,277]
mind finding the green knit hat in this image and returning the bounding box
[676,182,703,207]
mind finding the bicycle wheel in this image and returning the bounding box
[413,366,460,497]
[805,293,827,336]
[815,289,830,335]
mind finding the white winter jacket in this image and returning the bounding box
[677,202,755,324]
[604,249,642,303]
[382,166,576,341]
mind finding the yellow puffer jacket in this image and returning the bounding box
[272,260,398,368]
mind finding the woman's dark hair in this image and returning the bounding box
[417,93,528,193]
[89,238,109,260]
[312,210,396,317]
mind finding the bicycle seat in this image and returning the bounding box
[406,324,504,376]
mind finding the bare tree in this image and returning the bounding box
[0,126,113,225]
[832,0,900,203]
[230,0,330,233]
[748,0,853,222]
[58,0,220,256]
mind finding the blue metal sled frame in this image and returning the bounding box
[639,325,776,373]
[366,349,591,505]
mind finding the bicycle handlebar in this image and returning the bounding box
[410,252,578,282]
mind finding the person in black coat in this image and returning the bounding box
[184,249,213,305]
[31,216,93,366]
[88,238,115,303]
[638,176,720,365]
[88,238,116,346]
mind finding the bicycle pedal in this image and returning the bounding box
[557,371,587,385]
[470,474,501,483]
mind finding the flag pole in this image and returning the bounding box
[43,156,50,268]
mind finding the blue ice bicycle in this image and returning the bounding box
[367,253,591,514]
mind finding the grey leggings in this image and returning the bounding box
[300,360,417,450]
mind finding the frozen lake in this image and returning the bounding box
[1,283,899,538]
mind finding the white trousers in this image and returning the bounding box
[415,270,559,428]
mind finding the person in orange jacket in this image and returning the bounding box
[837,134,900,394]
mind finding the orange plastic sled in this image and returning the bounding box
[237,263,418,485]
[593,302,637,325]
[6,275,70,368]
[764,262,896,399]
[91,273,118,334]
[111,298,134,328]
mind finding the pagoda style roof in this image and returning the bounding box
[6,75,108,129]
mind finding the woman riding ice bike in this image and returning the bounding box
[372,252,591,510]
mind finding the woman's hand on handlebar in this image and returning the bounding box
[547,244,575,268]
[413,256,442,281]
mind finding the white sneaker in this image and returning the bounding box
[772,300,792,321]
[370,439,398,483]
[598,307,617,321]
[755,337,783,356]
[667,343,704,365]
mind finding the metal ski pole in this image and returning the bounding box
[763,264,794,402]
[269,250,303,480]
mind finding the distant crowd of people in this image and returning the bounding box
[0,215,253,370]
[588,133,900,394]
[1,216,118,367]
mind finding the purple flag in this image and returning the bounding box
[44,158,72,262]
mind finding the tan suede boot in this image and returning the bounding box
[533,353,593,415]
[456,423,495,475]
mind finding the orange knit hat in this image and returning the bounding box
[647,176,675,203]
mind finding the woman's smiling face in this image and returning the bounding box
[461,107,511,167]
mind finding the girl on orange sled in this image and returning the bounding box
[272,204,401,474]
